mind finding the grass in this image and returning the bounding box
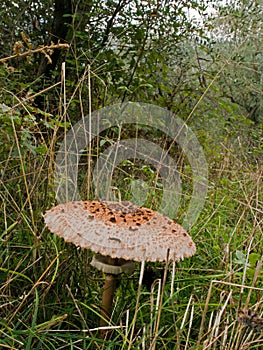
[0,78,263,350]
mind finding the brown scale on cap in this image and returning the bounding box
[44,200,196,262]
[83,200,155,226]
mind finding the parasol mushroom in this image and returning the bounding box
[44,200,196,334]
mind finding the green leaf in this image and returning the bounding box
[234,250,247,265]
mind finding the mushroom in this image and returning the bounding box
[44,200,196,334]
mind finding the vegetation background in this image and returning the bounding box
[0,0,262,349]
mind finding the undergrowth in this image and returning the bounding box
[0,72,263,349]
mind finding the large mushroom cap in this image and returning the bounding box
[44,200,196,262]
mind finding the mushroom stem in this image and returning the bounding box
[100,273,117,337]
[100,273,117,326]
[91,254,135,337]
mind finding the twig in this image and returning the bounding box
[150,249,170,350]
[0,43,69,63]
[127,260,145,350]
